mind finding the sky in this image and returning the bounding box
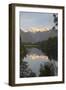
[19,12,56,32]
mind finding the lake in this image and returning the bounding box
[21,48,58,77]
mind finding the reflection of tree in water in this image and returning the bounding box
[39,61,58,76]
[39,36,58,76]
[20,40,58,77]
[20,36,36,77]
[20,61,36,77]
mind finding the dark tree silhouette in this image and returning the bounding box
[20,61,36,77]
[53,14,58,25]
[39,62,55,76]
[52,14,58,30]
[40,37,58,61]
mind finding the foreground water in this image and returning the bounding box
[21,48,58,77]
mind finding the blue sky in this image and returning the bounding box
[19,12,56,32]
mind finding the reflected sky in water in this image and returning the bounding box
[22,48,57,76]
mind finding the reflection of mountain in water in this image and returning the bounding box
[20,28,58,77]
[20,29,57,43]
[23,48,58,76]
[27,48,44,55]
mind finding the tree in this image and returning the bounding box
[39,62,55,76]
[52,14,58,30]
[53,14,58,26]
[20,61,36,77]
[40,37,58,61]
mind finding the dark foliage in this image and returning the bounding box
[40,37,58,60]
[20,61,36,77]
[39,62,55,76]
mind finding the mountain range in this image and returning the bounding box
[20,29,57,43]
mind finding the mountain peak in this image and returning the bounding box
[28,27,49,33]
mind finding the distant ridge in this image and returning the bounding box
[20,29,57,43]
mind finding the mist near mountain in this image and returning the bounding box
[20,29,57,43]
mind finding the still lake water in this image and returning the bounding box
[23,48,58,76]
